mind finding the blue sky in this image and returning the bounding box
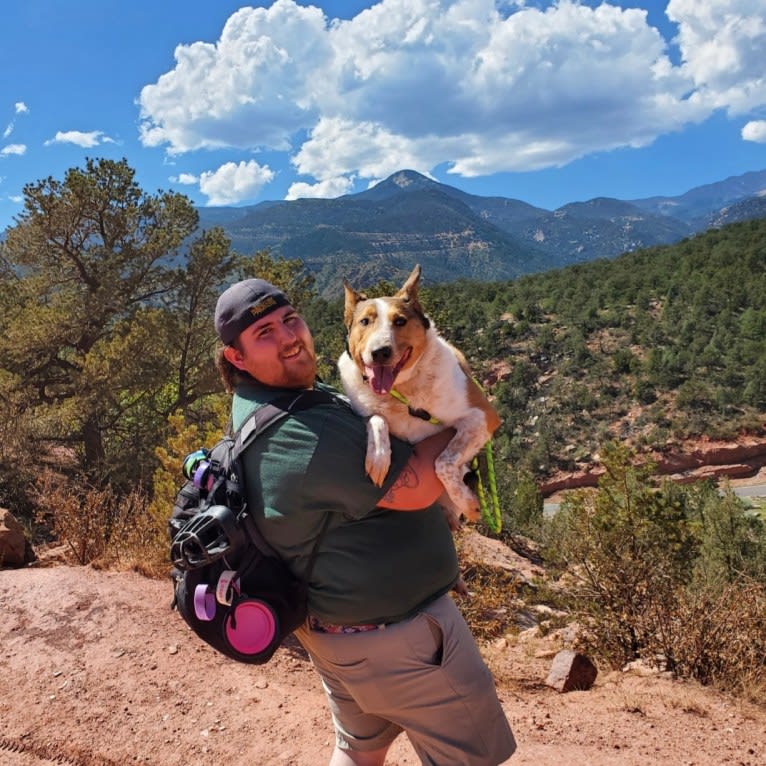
[2,0,766,233]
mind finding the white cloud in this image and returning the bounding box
[138,0,766,196]
[139,0,331,153]
[286,174,355,199]
[198,159,275,205]
[9,195,23,203]
[44,130,115,148]
[667,0,766,115]
[1,144,26,156]
[4,102,28,139]
[174,172,199,184]
[291,117,439,181]
[742,120,766,142]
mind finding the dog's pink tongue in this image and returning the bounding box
[365,365,395,395]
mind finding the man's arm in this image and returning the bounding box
[376,429,455,511]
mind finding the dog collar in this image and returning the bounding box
[389,389,441,425]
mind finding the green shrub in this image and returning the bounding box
[542,443,766,698]
[496,466,544,538]
[681,481,766,586]
[543,443,696,665]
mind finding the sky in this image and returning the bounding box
[2,0,766,233]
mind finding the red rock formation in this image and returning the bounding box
[540,437,766,497]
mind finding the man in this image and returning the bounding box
[215,278,516,766]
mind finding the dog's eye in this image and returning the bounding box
[393,316,407,327]
[359,317,370,326]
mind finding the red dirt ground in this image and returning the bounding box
[2,559,765,766]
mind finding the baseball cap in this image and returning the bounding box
[214,279,291,345]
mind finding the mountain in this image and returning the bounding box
[629,168,766,223]
[192,167,766,296]
[198,172,552,296]
[704,194,766,228]
[464,195,692,266]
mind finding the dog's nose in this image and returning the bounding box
[371,345,392,363]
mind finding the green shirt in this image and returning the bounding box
[232,380,460,625]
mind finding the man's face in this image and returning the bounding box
[224,304,317,389]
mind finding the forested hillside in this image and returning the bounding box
[307,218,766,487]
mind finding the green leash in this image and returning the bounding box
[471,442,502,534]
[389,388,502,533]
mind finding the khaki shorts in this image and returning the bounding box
[295,594,516,765]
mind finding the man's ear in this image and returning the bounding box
[223,344,246,371]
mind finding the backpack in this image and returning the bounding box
[168,389,336,664]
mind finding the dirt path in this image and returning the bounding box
[1,564,765,766]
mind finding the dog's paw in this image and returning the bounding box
[365,414,391,487]
[448,489,481,523]
[365,451,391,487]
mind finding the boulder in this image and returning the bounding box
[457,527,544,585]
[545,649,598,692]
[0,508,36,567]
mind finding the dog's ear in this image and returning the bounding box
[343,280,367,328]
[396,264,422,302]
[396,264,430,329]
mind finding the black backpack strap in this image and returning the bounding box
[232,388,340,460]
[232,388,341,573]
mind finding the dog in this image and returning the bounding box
[338,264,501,529]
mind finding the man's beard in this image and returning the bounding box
[279,348,317,389]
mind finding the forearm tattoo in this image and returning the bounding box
[382,463,419,504]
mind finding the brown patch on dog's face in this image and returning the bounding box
[343,266,430,395]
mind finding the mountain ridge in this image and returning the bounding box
[186,167,766,295]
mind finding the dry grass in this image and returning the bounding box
[457,561,522,641]
[32,470,169,577]
[666,581,766,698]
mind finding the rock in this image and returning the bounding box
[545,649,598,692]
[0,508,36,567]
[671,463,755,484]
[622,659,661,677]
[456,527,544,584]
[515,608,539,631]
[539,470,603,496]
[540,436,766,497]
